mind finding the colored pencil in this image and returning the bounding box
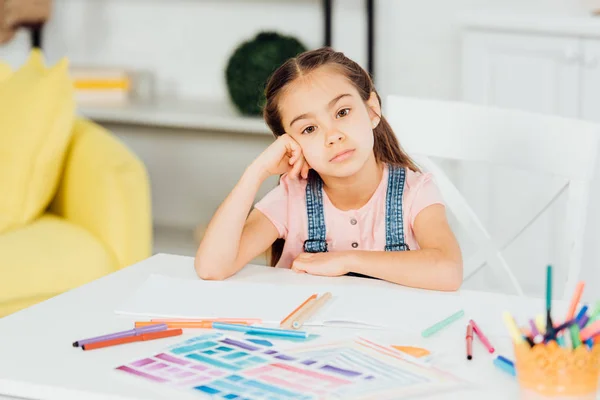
[280,294,317,329]
[292,292,332,330]
[566,282,585,321]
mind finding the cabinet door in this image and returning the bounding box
[580,38,600,296]
[462,31,581,116]
[460,31,581,295]
[581,39,600,123]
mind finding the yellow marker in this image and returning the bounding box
[503,312,525,344]
[535,314,546,334]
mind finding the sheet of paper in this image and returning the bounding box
[115,275,316,324]
[304,285,465,330]
[115,274,567,336]
[307,285,568,338]
[115,275,462,329]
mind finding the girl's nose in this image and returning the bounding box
[326,131,344,146]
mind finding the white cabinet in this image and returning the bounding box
[462,32,581,117]
[582,38,600,122]
[459,13,600,297]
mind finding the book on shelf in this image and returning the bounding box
[70,65,132,105]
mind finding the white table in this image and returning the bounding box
[0,253,578,400]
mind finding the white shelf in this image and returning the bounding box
[457,10,600,37]
[77,98,272,136]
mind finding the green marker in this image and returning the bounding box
[587,301,600,327]
[421,309,465,338]
[570,325,582,349]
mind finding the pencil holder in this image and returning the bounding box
[514,341,600,400]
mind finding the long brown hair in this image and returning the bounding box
[262,47,419,266]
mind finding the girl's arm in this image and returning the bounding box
[292,204,463,291]
[195,134,308,280]
[347,204,463,290]
[194,165,278,280]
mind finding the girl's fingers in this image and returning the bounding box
[289,151,299,165]
[287,146,297,164]
[286,137,303,164]
[301,162,310,179]
[290,157,304,180]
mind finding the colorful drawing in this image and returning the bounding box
[116,333,464,399]
[282,337,463,399]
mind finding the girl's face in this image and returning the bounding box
[278,66,381,178]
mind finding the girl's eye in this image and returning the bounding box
[337,108,350,118]
[302,126,316,135]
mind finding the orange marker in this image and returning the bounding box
[566,282,585,320]
[391,346,430,358]
[135,321,251,329]
[82,329,182,350]
[280,294,317,328]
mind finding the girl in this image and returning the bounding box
[195,47,462,291]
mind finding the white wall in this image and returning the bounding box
[1,0,364,102]
[1,0,591,103]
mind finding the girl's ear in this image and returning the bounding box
[366,91,382,128]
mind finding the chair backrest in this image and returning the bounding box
[384,95,600,299]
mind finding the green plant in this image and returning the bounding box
[226,32,307,116]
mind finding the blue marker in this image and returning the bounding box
[493,356,516,377]
[496,355,514,367]
[576,305,589,323]
[212,322,309,339]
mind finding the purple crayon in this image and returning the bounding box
[73,324,167,347]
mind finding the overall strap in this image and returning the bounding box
[303,170,328,253]
[385,165,410,251]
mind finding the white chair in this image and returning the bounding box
[385,95,600,300]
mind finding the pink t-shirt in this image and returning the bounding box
[254,164,445,268]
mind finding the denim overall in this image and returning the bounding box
[303,165,409,278]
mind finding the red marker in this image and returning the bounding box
[466,324,473,360]
[469,319,495,353]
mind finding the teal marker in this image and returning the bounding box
[546,265,555,341]
[212,322,309,339]
[421,309,465,338]
[493,356,516,376]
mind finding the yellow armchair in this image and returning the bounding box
[0,118,152,317]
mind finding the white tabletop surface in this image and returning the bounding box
[0,253,589,400]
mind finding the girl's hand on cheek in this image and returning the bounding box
[253,134,311,180]
[289,148,311,180]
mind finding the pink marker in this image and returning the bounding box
[469,319,495,353]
